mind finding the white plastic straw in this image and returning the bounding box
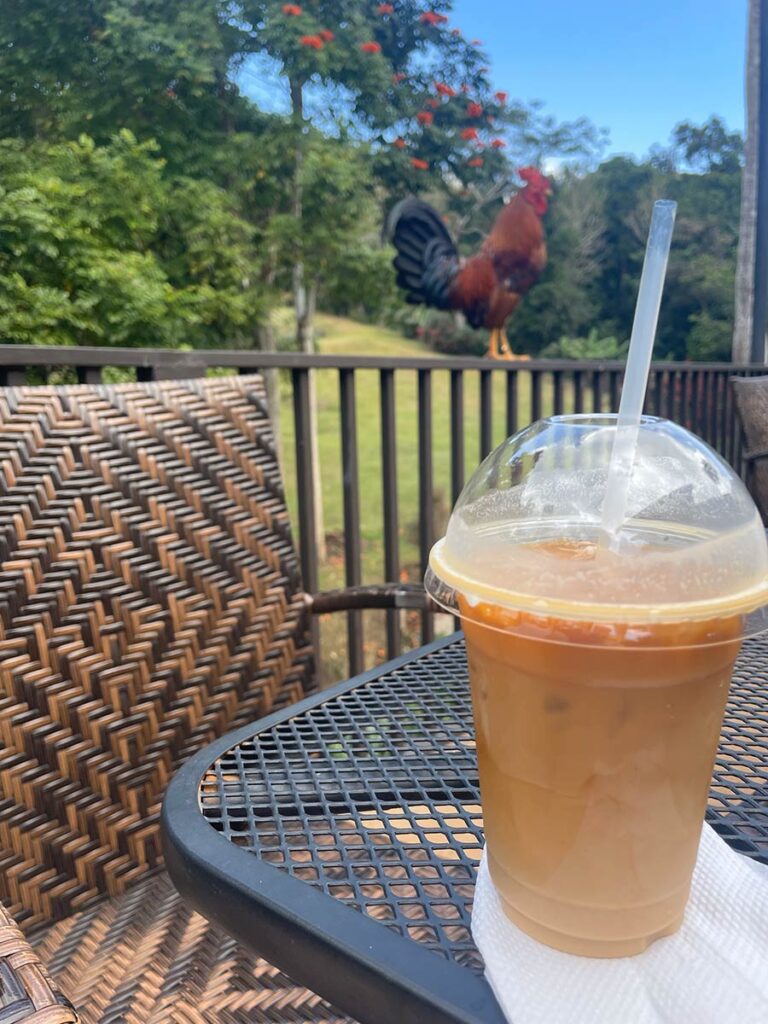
[601,200,677,542]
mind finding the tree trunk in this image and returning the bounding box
[289,76,326,562]
[733,0,761,362]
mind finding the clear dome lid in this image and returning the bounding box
[427,415,768,634]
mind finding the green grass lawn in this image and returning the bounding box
[276,312,583,681]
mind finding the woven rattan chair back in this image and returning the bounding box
[733,375,768,521]
[0,376,313,930]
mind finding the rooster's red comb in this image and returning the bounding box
[518,166,549,190]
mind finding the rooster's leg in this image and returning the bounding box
[485,328,500,359]
[498,329,530,361]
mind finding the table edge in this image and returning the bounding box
[161,634,507,1024]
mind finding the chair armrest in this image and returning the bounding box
[0,903,79,1023]
[307,583,434,615]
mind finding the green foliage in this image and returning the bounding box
[320,245,399,321]
[542,330,627,360]
[416,310,489,356]
[505,117,742,362]
[0,133,268,346]
[0,0,740,362]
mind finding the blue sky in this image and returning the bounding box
[452,0,747,158]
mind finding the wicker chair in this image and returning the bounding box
[0,376,427,1023]
[733,375,768,521]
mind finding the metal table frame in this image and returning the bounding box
[162,633,768,1024]
[163,636,503,1023]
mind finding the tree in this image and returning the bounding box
[0,0,247,159]
[235,1,510,350]
[0,132,269,347]
[672,117,743,174]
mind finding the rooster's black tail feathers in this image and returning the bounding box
[386,198,459,310]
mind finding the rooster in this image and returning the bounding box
[387,166,551,358]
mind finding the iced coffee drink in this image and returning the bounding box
[427,416,768,957]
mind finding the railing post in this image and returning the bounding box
[573,370,584,414]
[450,370,465,505]
[292,368,320,597]
[553,371,564,416]
[480,369,493,459]
[77,367,103,385]
[418,370,434,644]
[506,369,518,436]
[0,369,27,386]
[531,370,542,423]
[380,369,401,660]
[591,370,602,414]
[339,369,363,677]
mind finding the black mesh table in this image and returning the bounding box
[162,634,768,1024]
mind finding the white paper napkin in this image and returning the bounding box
[472,825,768,1024]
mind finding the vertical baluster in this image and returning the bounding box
[682,371,695,431]
[418,370,434,643]
[609,370,620,413]
[1,368,27,386]
[447,369,465,633]
[553,371,564,416]
[695,372,707,442]
[670,370,681,422]
[380,369,400,660]
[591,369,602,413]
[480,369,493,459]
[646,369,658,416]
[724,373,736,468]
[531,370,542,423]
[714,373,726,456]
[708,372,720,444]
[733,376,746,479]
[292,368,320,661]
[573,370,584,414]
[77,367,102,385]
[708,370,720,450]
[450,370,465,505]
[340,369,363,676]
[506,369,518,435]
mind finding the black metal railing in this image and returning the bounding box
[0,344,765,681]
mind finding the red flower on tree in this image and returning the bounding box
[466,102,483,117]
[420,11,448,26]
[319,29,334,41]
[495,91,508,103]
[471,38,483,45]
[393,137,407,149]
[427,98,440,108]
[282,3,302,14]
[361,41,382,53]
[460,83,470,93]
[451,28,461,36]
[416,110,434,125]
[411,158,429,170]
[392,71,406,83]
[468,157,484,167]
[460,127,479,140]
[435,81,456,97]
[377,2,395,12]
[491,138,506,148]
[300,35,324,49]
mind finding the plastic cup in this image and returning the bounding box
[426,415,768,957]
